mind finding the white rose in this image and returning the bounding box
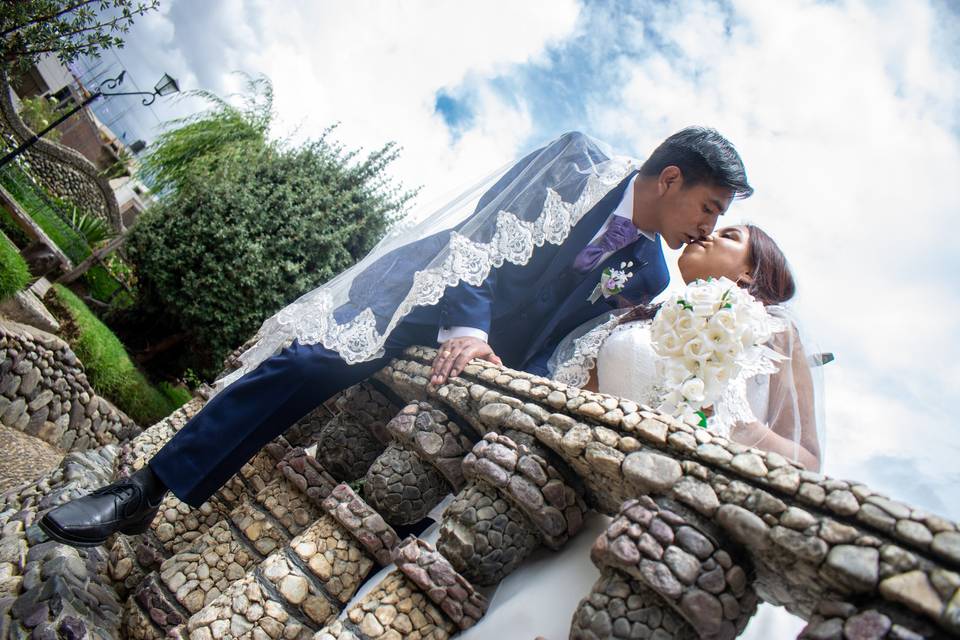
[681,356,703,377]
[675,308,697,336]
[656,301,680,325]
[686,282,720,309]
[655,329,685,357]
[681,377,706,404]
[708,308,737,333]
[692,303,715,318]
[699,363,730,399]
[682,335,713,363]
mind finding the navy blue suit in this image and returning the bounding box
[151,136,669,507]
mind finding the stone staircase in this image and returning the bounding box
[1,348,959,639]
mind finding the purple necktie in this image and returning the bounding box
[573,216,640,273]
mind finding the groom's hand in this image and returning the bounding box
[430,336,502,385]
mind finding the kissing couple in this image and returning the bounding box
[40,127,824,547]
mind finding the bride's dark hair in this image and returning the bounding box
[618,224,795,324]
[744,224,795,305]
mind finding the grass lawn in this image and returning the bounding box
[0,233,30,301]
[47,284,187,426]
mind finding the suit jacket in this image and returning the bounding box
[342,132,670,372]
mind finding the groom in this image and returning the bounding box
[40,127,752,547]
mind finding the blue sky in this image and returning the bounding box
[86,0,960,522]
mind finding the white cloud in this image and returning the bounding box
[204,0,579,201]
[96,0,580,204]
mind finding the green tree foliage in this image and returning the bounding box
[138,75,273,194]
[0,1,158,72]
[126,77,413,378]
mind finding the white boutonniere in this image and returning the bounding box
[587,261,634,303]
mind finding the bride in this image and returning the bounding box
[452,224,825,639]
[347,222,824,640]
[548,222,822,471]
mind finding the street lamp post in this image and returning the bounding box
[0,70,180,169]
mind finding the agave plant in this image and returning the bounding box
[68,207,114,246]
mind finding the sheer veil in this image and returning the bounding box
[215,132,639,391]
[738,304,827,469]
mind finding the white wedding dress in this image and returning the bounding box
[549,313,781,440]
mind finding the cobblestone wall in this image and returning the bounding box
[0,345,958,639]
[1,445,123,638]
[0,72,122,231]
[0,319,138,451]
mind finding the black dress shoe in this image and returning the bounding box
[39,466,168,547]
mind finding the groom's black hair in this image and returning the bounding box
[639,126,753,199]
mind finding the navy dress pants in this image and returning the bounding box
[150,321,439,507]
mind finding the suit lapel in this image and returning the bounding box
[520,235,654,366]
[530,170,639,291]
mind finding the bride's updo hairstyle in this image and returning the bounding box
[618,224,795,324]
[743,224,795,306]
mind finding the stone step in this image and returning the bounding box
[178,485,401,640]
[315,537,489,640]
[28,276,51,299]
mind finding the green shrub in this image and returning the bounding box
[129,138,411,378]
[128,78,412,378]
[69,206,114,246]
[47,284,183,425]
[0,234,30,301]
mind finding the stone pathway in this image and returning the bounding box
[0,424,62,493]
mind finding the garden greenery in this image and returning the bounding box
[47,284,184,425]
[0,234,30,301]
[128,76,413,378]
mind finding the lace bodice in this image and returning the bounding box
[550,316,780,437]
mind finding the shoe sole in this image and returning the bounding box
[38,510,157,548]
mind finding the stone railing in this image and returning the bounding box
[1,348,957,639]
[0,319,138,451]
[0,71,122,231]
[369,347,960,639]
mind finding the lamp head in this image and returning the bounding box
[154,73,180,97]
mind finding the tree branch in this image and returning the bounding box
[24,14,133,43]
[0,1,100,39]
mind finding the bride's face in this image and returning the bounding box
[678,225,753,284]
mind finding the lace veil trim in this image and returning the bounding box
[215,140,638,392]
[709,336,787,438]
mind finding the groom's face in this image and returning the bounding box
[655,170,734,250]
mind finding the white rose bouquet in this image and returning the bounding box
[650,277,783,427]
